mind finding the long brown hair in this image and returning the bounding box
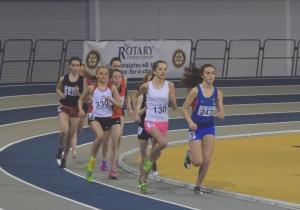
[181,64,215,89]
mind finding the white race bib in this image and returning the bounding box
[197,105,215,117]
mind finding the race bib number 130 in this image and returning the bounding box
[153,105,167,114]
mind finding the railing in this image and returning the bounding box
[226,39,261,78]
[0,38,299,84]
[261,39,296,77]
[194,39,227,78]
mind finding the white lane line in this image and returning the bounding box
[0,93,55,99]
[0,83,55,87]
[0,131,200,210]
[0,104,58,112]
[1,95,300,112]
[64,167,200,210]
[1,123,300,210]
[1,110,300,129]
[117,130,300,210]
[0,117,57,128]
[2,101,300,113]
[0,168,101,210]
[0,131,101,210]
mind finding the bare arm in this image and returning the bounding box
[131,83,148,121]
[78,85,93,116]
[131,83,148,113]
[123,75,128,87]
[216,89,225,119]
[77,77,88,98]
[56,76,66,99]
[181,87,198,130]
[110,85,122,109]
[137,95,146,116]
[169,82,177,110]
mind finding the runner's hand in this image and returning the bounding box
[188,121,197,130]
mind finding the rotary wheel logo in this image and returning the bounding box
[172,49,186,68]
[86,50,100,69]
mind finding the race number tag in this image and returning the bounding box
[64,85,77,96]
[95,97,109,109]
[88,113,95,120]
[137,126,143,135]
[197,105,215,117]
[188,130,196,140]
[120,96,125,106]
[153,105,167,114]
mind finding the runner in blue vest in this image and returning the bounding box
[181,64,224,195]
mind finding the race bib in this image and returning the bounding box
[120,96,125,106]
[95,97,109,109]
[197,105,215,117]
[152,104,167,114]
[88,112,95,120]
[137,126,144,135]
[64,85,77,96]
[188,130,196,140]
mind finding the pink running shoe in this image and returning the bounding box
[100,160,107,171]
[108,170,117,179]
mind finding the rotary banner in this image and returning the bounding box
[83,40,192,78]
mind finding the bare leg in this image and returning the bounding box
[195,135,215,187]
[57,112,70,159]
[109,123,121,176]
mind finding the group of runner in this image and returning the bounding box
[55,56,224,194]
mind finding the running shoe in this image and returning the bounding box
[56,147,63,159]
[152,162,158,176]
[143,159,153,174]
[60,158,66,168]
[184,150,191,169]
[86,170,93,183]
[139,182,148,194]
[86,158,95,182]
[194,186,204,196]
[108,170,118,180]
[100,160,108,171]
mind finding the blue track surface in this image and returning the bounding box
[1,79,299,209]
[1,94,300,125]
[0,128,188,210]
[1,77,299,97]
[1,114,300,210]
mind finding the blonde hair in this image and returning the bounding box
[96,66,109,74]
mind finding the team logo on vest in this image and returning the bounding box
[172,49,186,68]
[86,50,100,69]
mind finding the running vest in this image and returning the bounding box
[191,84,217,128]
[91,86,113,118]
[60,74,84,108]
[145,81,169,122]
[110,77,126,118]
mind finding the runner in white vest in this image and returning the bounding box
[132,60,177,193]
[78,66,121,183]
